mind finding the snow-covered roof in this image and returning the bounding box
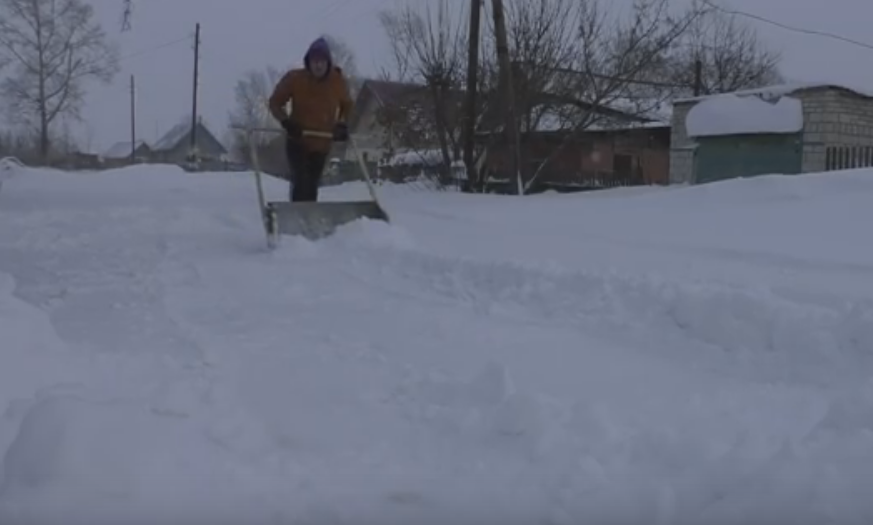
[587,120,669,132]
[103,140,148,158]
[608,97,672,123]
[151,120,227,155]
[685,94,803,137]
[153,122,190,151]
[674,82,873,104]
[378,149,464,168]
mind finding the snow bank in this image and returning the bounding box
[306,229,873,384]
[686,94,803,137]
[98,163,187,178]
[0,393,277,524]
[4,158,873,522]
[0,157,24,191]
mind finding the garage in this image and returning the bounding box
[693,132,803,184]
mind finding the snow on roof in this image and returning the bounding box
[685,93,803,137]
[378,149,465,168]
[379,149,442,166]
[103,140,148,158]
[675,82,873,104]
[608,97,673,123]
[587,120,669,132]
[523,98,671,133]
[153,122,190,151]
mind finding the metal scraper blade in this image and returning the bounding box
[266,200,390,241]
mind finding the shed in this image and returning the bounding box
[669,83,873,184]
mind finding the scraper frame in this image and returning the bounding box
[232,126,389,249]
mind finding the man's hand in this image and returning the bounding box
[332,122,349,142]
[280,118,301,138]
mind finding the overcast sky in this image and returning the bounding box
[74,0,873,153]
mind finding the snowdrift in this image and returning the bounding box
[1,163,873,522]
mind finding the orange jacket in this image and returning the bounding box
[268,66,353,153]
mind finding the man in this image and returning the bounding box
[268,37,353,201]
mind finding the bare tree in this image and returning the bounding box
[0,0,120,162]
[226,66,283,161]
[664,1,781,95]
[376,0,702,193]
[487,0,579,134]
[516,0,703,192]
[378,0,491,187]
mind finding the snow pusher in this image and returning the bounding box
[235,126,389,248]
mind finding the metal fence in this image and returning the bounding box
[825,146,873,171]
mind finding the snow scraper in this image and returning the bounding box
[236,127,389,249]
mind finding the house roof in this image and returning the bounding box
[153,122,191,151]
[350,79,430,130]
[103,140,149,158]
[673,82,873,104]
[153,120,227,154]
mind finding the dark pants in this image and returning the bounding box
[285,139,328,202]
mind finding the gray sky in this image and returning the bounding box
[76,0,873,153]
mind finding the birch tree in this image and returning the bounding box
[0,0,119,161]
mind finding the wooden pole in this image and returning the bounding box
[462,0,482,191]
[491,0,523,195]
[130,74,136,163]
[189,22,200,161]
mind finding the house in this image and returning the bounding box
[151,119,228,166]
[469,62,674,192]
[348,79,447,163]
[483,122,671,193]
[669,83,873,185]
[480,95,673,192]
[102,140,151,166]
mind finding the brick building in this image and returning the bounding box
[670,83,873,185]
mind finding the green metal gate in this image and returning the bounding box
[693,133,803,184]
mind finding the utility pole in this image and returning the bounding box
[693,59,703,96]
[491,0,522,195]
[189,22,200,162]
[130,74,136,163]
[462,0,482,191]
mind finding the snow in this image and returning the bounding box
[379,150,465,170]
[685,94,804,137]
[1,162,873,523]
[675,81,873,104]
[0,157,21,191]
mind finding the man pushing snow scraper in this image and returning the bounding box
[243,36,389,248]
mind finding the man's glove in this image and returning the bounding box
[280,118,301,138]
[332,122,349,142]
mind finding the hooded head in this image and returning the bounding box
[304,37,333,79]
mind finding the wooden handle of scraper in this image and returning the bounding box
[301,130,334,139]
[229,126,337,140]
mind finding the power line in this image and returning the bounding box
[700,0,873,51]
[119,35,193,62]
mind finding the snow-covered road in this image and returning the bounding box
[1,164,871,524]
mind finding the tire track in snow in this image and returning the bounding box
[310,221,873,387]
